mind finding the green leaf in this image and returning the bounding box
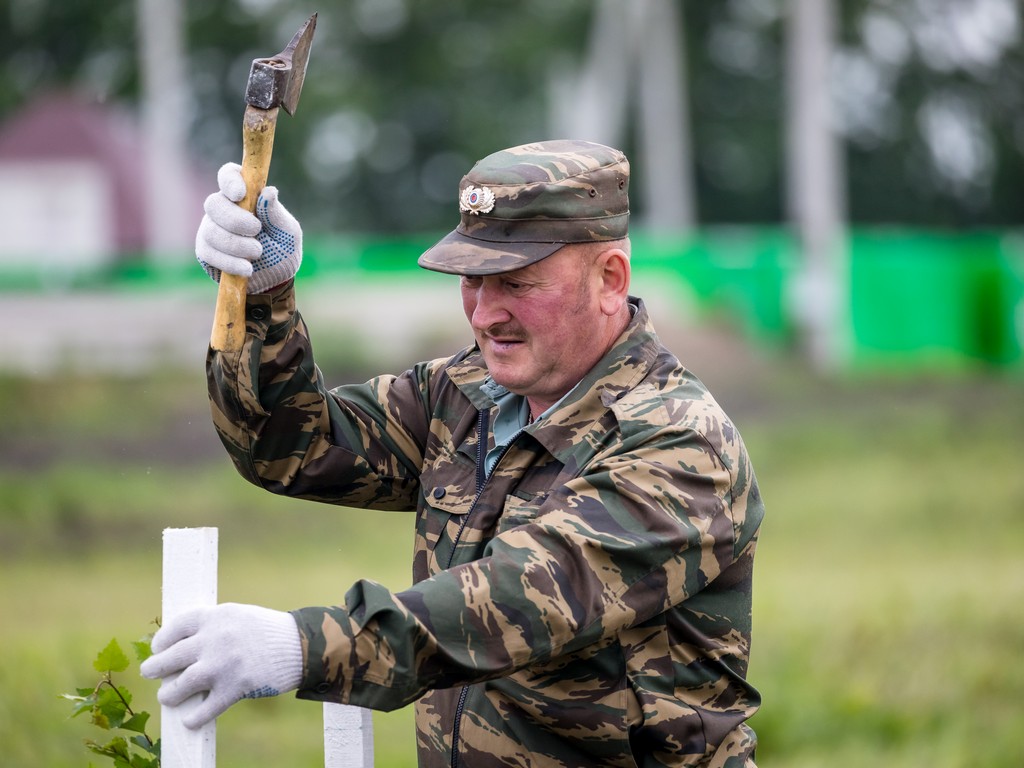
[61,691,97,718]
[132,637,153,663]
[129,746,160,768]
[120,711,150,735]
[130,734,157,754]
[146,737,161,758]
[85,735,131,759]
[129,754,159,768]
[93,686,129,730]
[94,638,131,674]
[114,685,133,709]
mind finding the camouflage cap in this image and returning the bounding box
[418,139,630,275]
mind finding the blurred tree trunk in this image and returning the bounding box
[785,0,849,368]
[633,0,695,232]
[137,0,192,261]
[549,0,695,232]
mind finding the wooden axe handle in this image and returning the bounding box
[210,105,280,352]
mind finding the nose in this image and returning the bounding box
[465,277,511,331]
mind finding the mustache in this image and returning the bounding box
[481,322,527,341]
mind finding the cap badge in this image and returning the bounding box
[459,185,496,215]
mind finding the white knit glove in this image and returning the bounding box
[139,602,303,729]
[196,162,303,293]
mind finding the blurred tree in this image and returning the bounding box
[835,0,1024,226]
[685,1,788,224]
[1,0,1021,235]
[551,0,696,232]
[176,0,596,233]
[1,0,139,108]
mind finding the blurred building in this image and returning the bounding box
[0,91,206,272]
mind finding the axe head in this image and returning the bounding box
[244,13,317,115]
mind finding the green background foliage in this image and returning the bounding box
[3,0,1022,232]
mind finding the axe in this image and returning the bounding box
[210,13,317,352]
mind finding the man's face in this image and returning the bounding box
[460,245,615,413]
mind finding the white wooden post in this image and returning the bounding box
[324,703,374,768]
[160,527,218,768]
[158,526,374,766]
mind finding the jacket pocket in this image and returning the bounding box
[419,458,477,575]
[497,492,546,534]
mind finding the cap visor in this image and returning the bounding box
[418,229,564,276]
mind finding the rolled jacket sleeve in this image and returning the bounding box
[206,280,441,511]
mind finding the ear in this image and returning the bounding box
[595,247,631,316]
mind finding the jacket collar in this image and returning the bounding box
[446,296,663,462]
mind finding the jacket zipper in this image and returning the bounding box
[447,409,488,768]
[447,410,527,768]
[446,409,489,572]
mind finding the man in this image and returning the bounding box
[142,139,764,767]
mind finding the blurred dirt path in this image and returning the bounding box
[2,276,776,470]
[3,275,768,381]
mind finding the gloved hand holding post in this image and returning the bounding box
[209,13,317,353]
[140,602,304,730]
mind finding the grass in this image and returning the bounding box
[0,461,419,767]
[741,370,1024,767]
[1,356,1022,767]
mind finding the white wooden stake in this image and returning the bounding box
[160,527,218,768]
[323,703,374,768]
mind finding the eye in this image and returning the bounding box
[502,277,534,294]
[461,276,483,289]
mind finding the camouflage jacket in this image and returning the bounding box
[207,282,764,767]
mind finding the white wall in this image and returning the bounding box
[0,159,115,270]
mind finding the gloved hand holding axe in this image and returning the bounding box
[142,17,319,729]
[203,13,317,353]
